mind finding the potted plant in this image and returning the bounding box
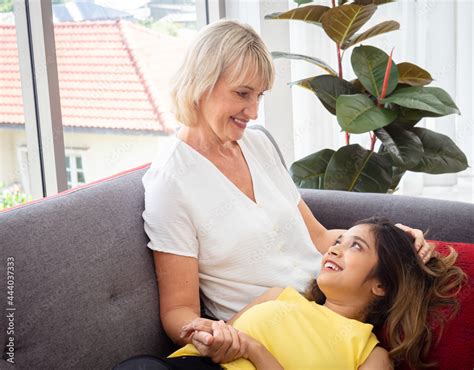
[266,0,469,193]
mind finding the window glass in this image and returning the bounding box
[0,0,36,210]
[51,0,197,189]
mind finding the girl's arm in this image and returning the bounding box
[358,347,393,370]
[297,198,345,255]
[239,331,284,370]
[192,320,284,369]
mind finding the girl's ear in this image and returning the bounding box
[372,281,386,297]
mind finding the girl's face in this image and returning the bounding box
[317,224,385,304]
[196,69,266,142]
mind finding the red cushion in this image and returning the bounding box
[409,241,474,369]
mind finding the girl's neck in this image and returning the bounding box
[323,299,368,322]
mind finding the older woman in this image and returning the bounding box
[141,20,432,364]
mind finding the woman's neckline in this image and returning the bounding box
[174,131,260,206]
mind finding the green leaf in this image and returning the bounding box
[351,45,399,97]
[397,62,433,86]
[385,164,405,192]
[265,5,330,26]
[324,144,393,192]
[350,79,366,92]
[395,106,444,126]
[272,51,337,76]
[290,149,335,189]
[293,75,359,115]
[408,128,469,174]
[374,124,424,169]
[342,21,400,49]
[294,0,313,6]
[382,86,460,116]
[291,77,337,114]
[321,4,377,46]
[336,94,397,133]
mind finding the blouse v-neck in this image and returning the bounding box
[175,134,260,206]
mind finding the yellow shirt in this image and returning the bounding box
[169,287,379,370]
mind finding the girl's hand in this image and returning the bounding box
[395,223,434,263]
[191,321,242,363]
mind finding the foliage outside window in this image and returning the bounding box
[0,181,32,210]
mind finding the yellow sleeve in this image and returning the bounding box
[357,333,380,367]
[276,286,309,304]
[167,343,201,358]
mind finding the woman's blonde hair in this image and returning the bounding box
[170,20,275,126]
[306,217,467,369]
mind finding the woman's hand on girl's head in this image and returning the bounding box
[395,223,434,264]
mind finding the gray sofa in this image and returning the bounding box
[1,126,473,370]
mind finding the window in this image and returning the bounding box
[65,151,86,189]
[1,0,207,207]
[51,0,201,189]
[0,0,35,210]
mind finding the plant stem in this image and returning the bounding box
[370,133,377,151]
[332,0,348,145]
[379,48,394,104]
[337,45,343,79]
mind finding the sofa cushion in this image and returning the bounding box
[424,241,474,370]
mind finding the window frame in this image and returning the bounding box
[13,0,210,198]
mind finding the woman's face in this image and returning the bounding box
[317,224,385,303]
[196,69,266,142]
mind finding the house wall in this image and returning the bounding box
[0,128,175,195]
[0,129,20,188]
[62,131,175,184]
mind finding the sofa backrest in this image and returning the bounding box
[300,188,474,243]
[1,164,174,369]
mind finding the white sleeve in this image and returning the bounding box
[142,168,199,258]
[256,130,302,205]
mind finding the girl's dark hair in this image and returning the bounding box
[306,216,467,369]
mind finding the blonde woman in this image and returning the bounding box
[139,20,433,364]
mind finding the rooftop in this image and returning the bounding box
[0,20,189,134]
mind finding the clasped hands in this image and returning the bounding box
[180,319,255,364]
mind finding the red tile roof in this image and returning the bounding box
[0,20,189,133]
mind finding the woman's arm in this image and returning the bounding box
[358,346,393,370]
[155,251,242,363]
[153,251,202,346]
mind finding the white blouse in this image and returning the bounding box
[142,127,322,320]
